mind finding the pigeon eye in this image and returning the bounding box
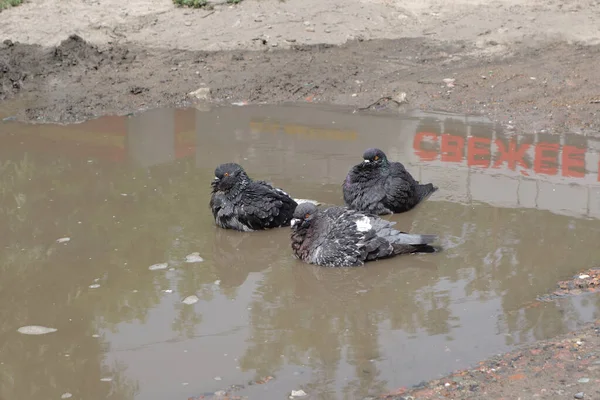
[224,172,229,177]
[305,213,311,219]
[374,155,379,161]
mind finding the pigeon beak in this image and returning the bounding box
[290,218,299,227]
[213,176,220,181]
[363,159,370,163]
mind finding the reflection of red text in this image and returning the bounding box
[534,143,559,175]
[562,145,585,178]
[467,137,491,168]
[413,132,594,179]
[493,140,530,170]
[441,134,464,162]
[413,132,438,161]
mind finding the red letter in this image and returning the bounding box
[493,139,531,170]
[534,143,559,175]
[441,134,464,162]
[467,137,491,168]
[413,132,439,161]
[562,145,585,178]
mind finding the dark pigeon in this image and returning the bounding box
[209,163,298,231]
[290,202,438,267]
[342,148,438,215]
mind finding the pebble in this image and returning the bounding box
[214,376,222,381]
[185,21,192,26]
[17,326,57,335]
[578,378,590,383]
[185,252,204,263]
[182,295,199,305]
[61,393,72,399]
[148,263,168,271]
[291,389,307,397]
[188,87,211,101]
[574,392,584,399]
[89,284,101,289]
[306,27,315,32]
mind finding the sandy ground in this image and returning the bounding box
[0,0,599,134]
[1,0,600,398]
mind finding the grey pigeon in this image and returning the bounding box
[210,163,298,231]
[342,148,438,215]
[290,202,438,267]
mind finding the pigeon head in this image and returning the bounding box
[211,163,249,192]
[290,202,318,230]
[362,148,388,166]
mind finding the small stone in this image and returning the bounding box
[214,390,227,396]
[291,390,307,397]
[185,252,204,263]
[303,21,311,26]
[182,295,199,305]
[188,87,211,101]
[579,275,590,279]
[271,43,278,47]
[185,21,192,26]
[149,263,168,271]
[100,377,113,382]
[56,237,71,243]
[574,392,584,399]
[61,393,72,399]
[351,93,358,97]
[214,376,222,381]
[394,92,408,104]
[89,284,101,289]
[324,29,331,33]
[17,326,57,335]
[305,27,315,32]
[578,378,590,383]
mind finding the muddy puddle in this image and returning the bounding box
[1,103,600,400]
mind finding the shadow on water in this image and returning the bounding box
[1,103,600,399]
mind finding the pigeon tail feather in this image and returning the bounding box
[416,183,438,203]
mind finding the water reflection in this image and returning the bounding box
[1,104,600,399]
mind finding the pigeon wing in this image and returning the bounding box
[383,168,417,210]
[238,181,298,230]
[309,214,366,267]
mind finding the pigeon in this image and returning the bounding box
[209,163,298,231]
[342,148,438,215]
[290,202,438,267]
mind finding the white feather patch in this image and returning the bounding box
[294,198,321,206]
[355,216,372,232]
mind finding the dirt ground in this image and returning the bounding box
[0,0,599,135]
[2,0,600,398]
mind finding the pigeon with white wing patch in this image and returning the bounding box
[290,203,439,267]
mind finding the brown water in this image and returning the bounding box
[1,104,600,400]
